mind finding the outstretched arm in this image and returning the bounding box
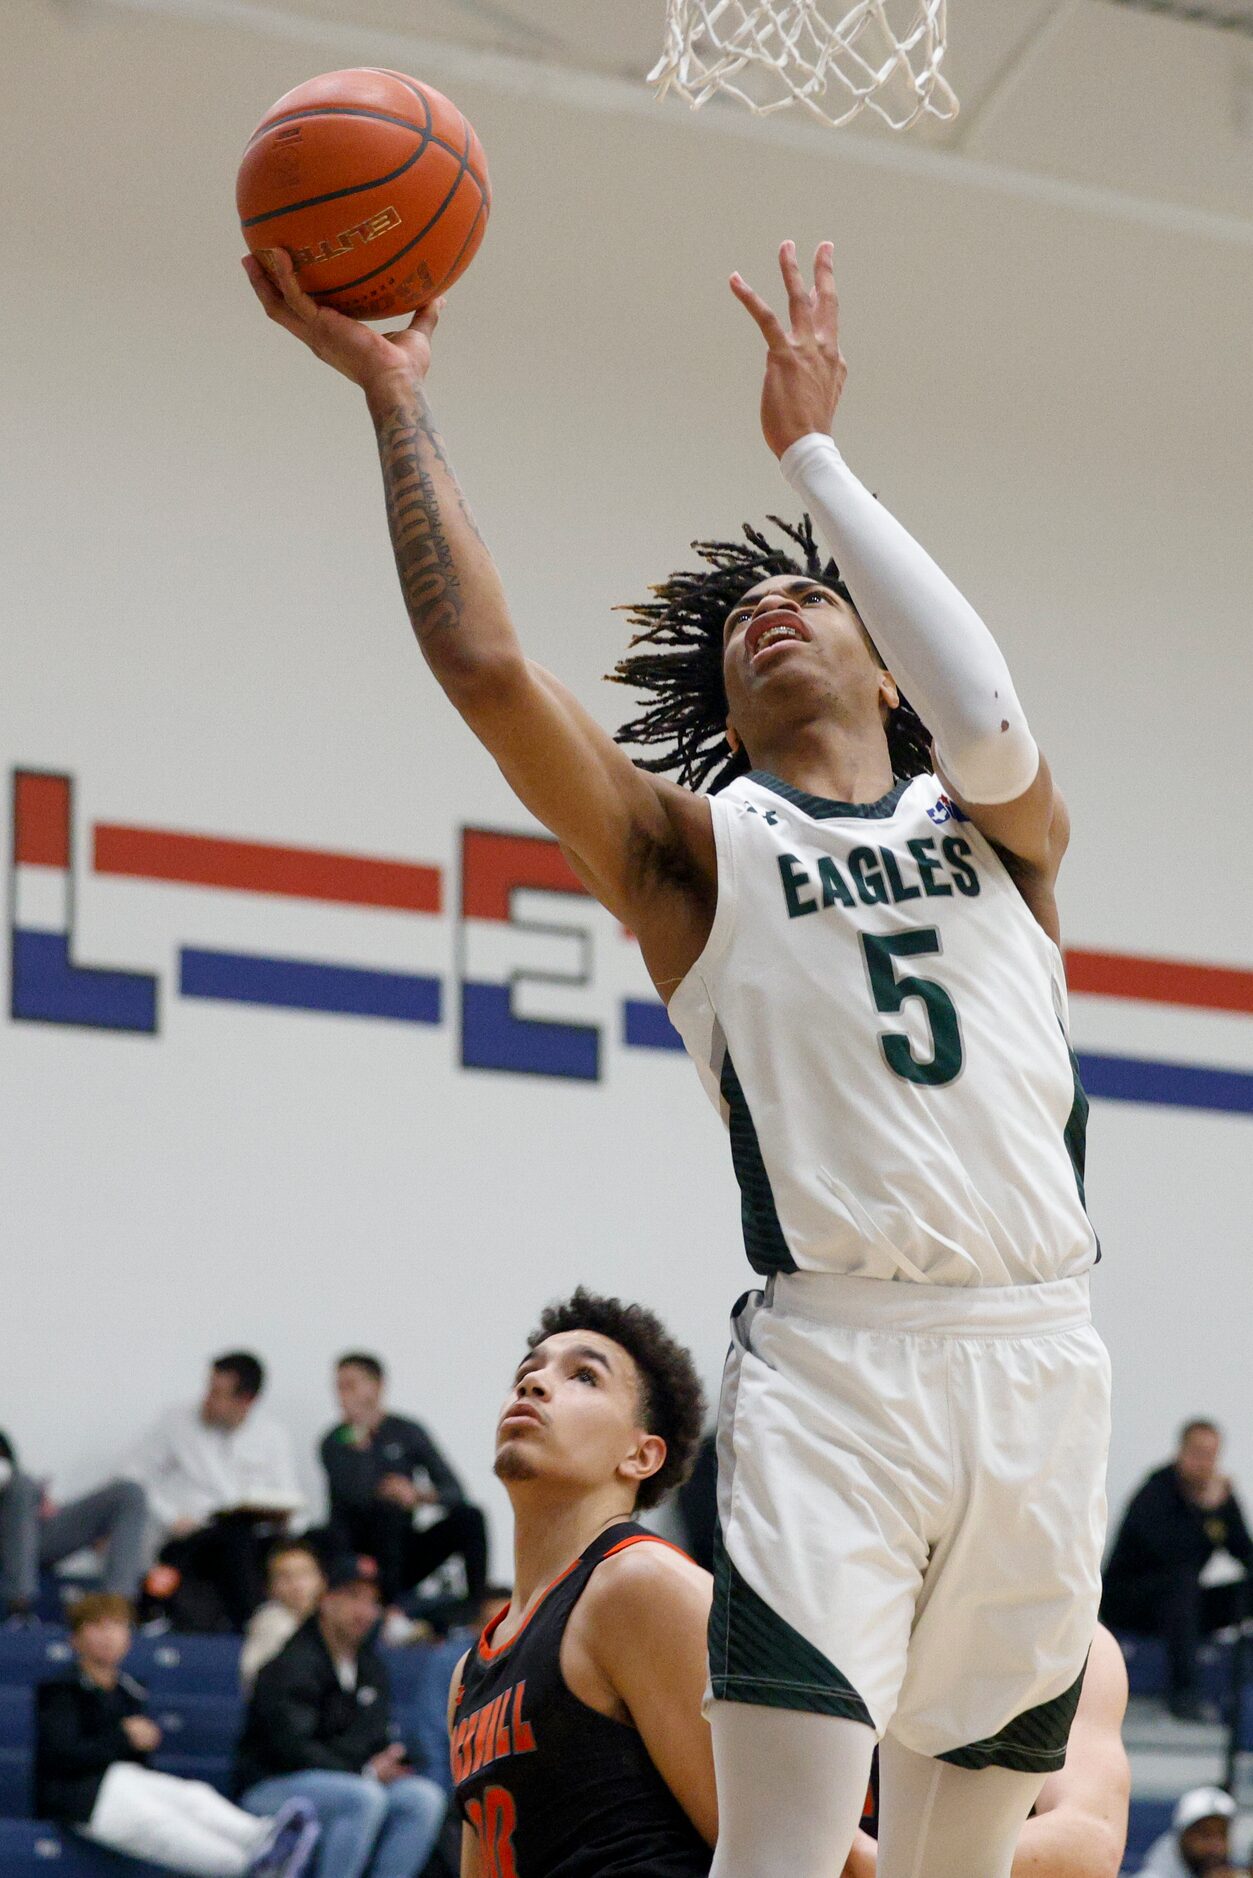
[243,253,714,989]
[731,245,1068,904]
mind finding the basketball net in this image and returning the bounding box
[649,0,959,130]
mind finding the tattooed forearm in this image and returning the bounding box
[374,392,468,642]
[420,401,485,546]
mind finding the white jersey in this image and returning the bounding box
[668,768,1098,1287]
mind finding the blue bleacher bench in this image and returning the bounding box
[0,1625,464,1833]
[0,1818,174,1874]
[1124,1795,1175,1870]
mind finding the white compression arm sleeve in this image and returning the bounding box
[780,432,1039,805]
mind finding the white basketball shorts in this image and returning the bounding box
[710,1270,1111,1772]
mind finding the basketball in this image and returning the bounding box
[237,68,490,321]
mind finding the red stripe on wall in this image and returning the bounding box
[93,826,442,914]
[14,773,71,868]
[1065,948,1253,1016]
[461,829,586,921]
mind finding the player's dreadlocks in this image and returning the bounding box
[611,514,932,793]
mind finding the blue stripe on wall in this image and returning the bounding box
[622,999,684,1052]
[11,929,157,1033]
[180,949,441,1024]
[1076,1052,1253,1117]
[461,980,599,1079]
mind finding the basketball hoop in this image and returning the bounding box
[649,0,959,130]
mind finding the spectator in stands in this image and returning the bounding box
[235,1554,446,1878]
[319,1353,487,1618]
[0,1426,147,1619]
[1138,1787,1238,1876]
[34,1592,319,1876]
[241,1542,326,1692]
[1102,1420,1252,1720]
[125,1353,303,1632]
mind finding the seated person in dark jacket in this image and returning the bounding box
[1102,1419,1253,1719]
[236,1555,446,1878]
[35,1592,317,1877]
[320,1353,488,1615]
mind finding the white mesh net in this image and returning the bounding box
[649,0,959,130]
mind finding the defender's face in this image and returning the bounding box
[494,1330,655,1500]
[721,574,886,753]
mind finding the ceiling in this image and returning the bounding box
[131,0,1253,224]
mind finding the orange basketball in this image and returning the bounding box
[237,68,490,321]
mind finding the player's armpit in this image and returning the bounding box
[581,1543,718,1846]
[945,750,1068,883]
[447,1649,470,1733]
[946,751,1074,935]
[460,660,717,986]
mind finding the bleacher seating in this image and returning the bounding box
[0,1819,171,1873]
[0,1625,463,1878]
[1112,1630,1234,1708]
[1122,1794,1175,1871]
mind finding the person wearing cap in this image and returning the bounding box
[1139,1788,1238,1877]
[234,1555,446,1878]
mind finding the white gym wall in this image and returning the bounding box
[2,0,1251,1566]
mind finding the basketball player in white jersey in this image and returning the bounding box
[845,1626,1130,1878]
[246,238,1111,1878]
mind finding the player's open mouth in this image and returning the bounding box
[746,612,811,664]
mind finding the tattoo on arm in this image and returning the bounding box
[374,391,481,644]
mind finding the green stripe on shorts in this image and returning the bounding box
[939,1657,1088,1774]
[710,1527,874,1723]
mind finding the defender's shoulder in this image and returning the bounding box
[584,1536,711,1624]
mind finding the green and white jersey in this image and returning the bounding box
[668,768,1097,1287]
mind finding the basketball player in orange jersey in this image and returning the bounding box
[447,1288,714,1876]
[245,240,1111,1878]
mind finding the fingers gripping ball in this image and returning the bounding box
[237,68,490,321]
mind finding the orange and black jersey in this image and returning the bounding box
[452,1522,712,1878]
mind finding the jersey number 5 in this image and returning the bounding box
[466,1786,519,1878]
[861,930,964,1087]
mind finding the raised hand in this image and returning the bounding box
[242,247,441,401]
[730,240,846,459]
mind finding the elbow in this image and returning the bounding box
[938,724,1039,807]
[437,652,529,720]
[1094,1821,1128,1878]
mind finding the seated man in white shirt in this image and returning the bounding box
[125,1353,303,1633]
